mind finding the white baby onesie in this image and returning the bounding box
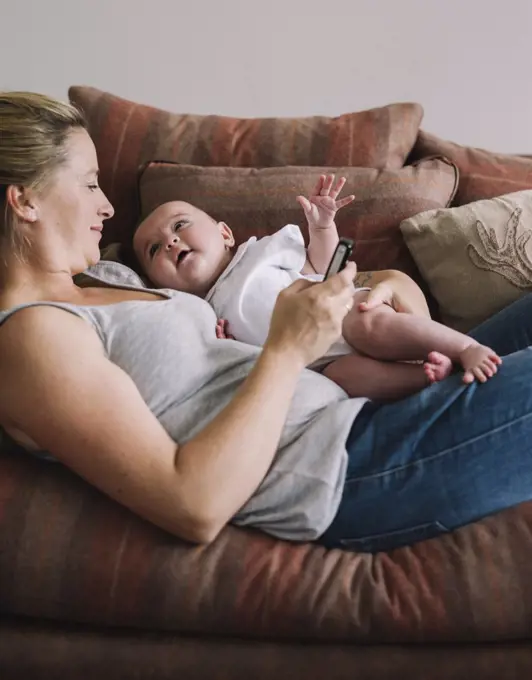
[206,224,367,367]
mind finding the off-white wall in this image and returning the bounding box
[3,0,532,152]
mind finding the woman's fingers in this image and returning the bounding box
[318,264,358,313]
[267,263,357,367]
[320,261,357,291]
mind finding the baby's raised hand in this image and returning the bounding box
[297,174,355,230]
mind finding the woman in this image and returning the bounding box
[1,92,531,554]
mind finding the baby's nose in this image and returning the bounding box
[165,236,180,250]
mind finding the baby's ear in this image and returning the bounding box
[218,221,235,248]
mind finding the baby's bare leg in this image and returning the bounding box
[322,353,443,400]
[345,291,501,383]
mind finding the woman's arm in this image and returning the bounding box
[355,269,431,319]
[0,267,355,545]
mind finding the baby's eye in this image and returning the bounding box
[173,220,187,231]
[149,243,160,258]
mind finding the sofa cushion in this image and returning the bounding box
[137,156,458,283]
[410,130,532,206]
[2,443,532,643]
[68,86,424,245]
[400,190,532,332]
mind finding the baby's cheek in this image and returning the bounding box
[157,265,181,290]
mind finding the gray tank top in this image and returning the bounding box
[0,261,367,541]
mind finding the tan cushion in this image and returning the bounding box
[68,85,424,246]
[137,157,458,285]
[410,130,532,206]
[400,190,532,332]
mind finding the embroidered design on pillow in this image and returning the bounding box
[467,207,532,289]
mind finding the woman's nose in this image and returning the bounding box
[98,191,115,219]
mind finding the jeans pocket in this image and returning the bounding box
[339,521,449,553]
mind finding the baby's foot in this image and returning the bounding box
[460,344,502,384]
[424,351,453,384]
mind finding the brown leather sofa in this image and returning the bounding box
[2,86,532,679]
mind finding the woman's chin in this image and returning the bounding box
[82,247,101,271]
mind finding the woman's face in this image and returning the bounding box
[32,128,114,271]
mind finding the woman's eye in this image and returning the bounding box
[88,184,99,192]
[149,244,160,258]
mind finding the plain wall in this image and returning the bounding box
[2,0,532,152]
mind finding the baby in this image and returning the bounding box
[132,174,501,400]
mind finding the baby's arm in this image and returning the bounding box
[297,174,355,275]
[302,226,339,276]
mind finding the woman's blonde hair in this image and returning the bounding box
[0,91,87,258]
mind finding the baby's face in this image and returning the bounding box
[133,201,234,296]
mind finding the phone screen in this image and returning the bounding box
[324,238,354,279]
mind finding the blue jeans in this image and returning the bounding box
[318,293,532,553]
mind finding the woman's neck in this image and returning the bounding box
[0,258,85,308]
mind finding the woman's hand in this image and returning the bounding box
[265,262,357,367]
[356,269,431,319]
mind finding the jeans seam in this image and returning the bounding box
[338,520,449,543]
[345,409,532,485]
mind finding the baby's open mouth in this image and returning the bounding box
[176,250,191,266]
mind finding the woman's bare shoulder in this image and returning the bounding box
[0,304,103,387]
[0,303,95,349]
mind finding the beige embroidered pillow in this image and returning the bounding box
[400,190,532,332]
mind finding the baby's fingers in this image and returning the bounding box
[329,175,346,199]
[336,194,355,209]
[311,175,326,197]
[321,174,334,195]
[296,195,312,213]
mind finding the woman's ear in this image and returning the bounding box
[5,185,38,223]
[218,221,235,248]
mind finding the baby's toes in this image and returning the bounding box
[488,357,502,375]
[479,362,493,377]
[473,367,488,383]
[462,370,475,384]
[424,364,435,384]
[484,359,499,376]
[489,358,500,372]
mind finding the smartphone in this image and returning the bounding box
[324,238,354,279]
